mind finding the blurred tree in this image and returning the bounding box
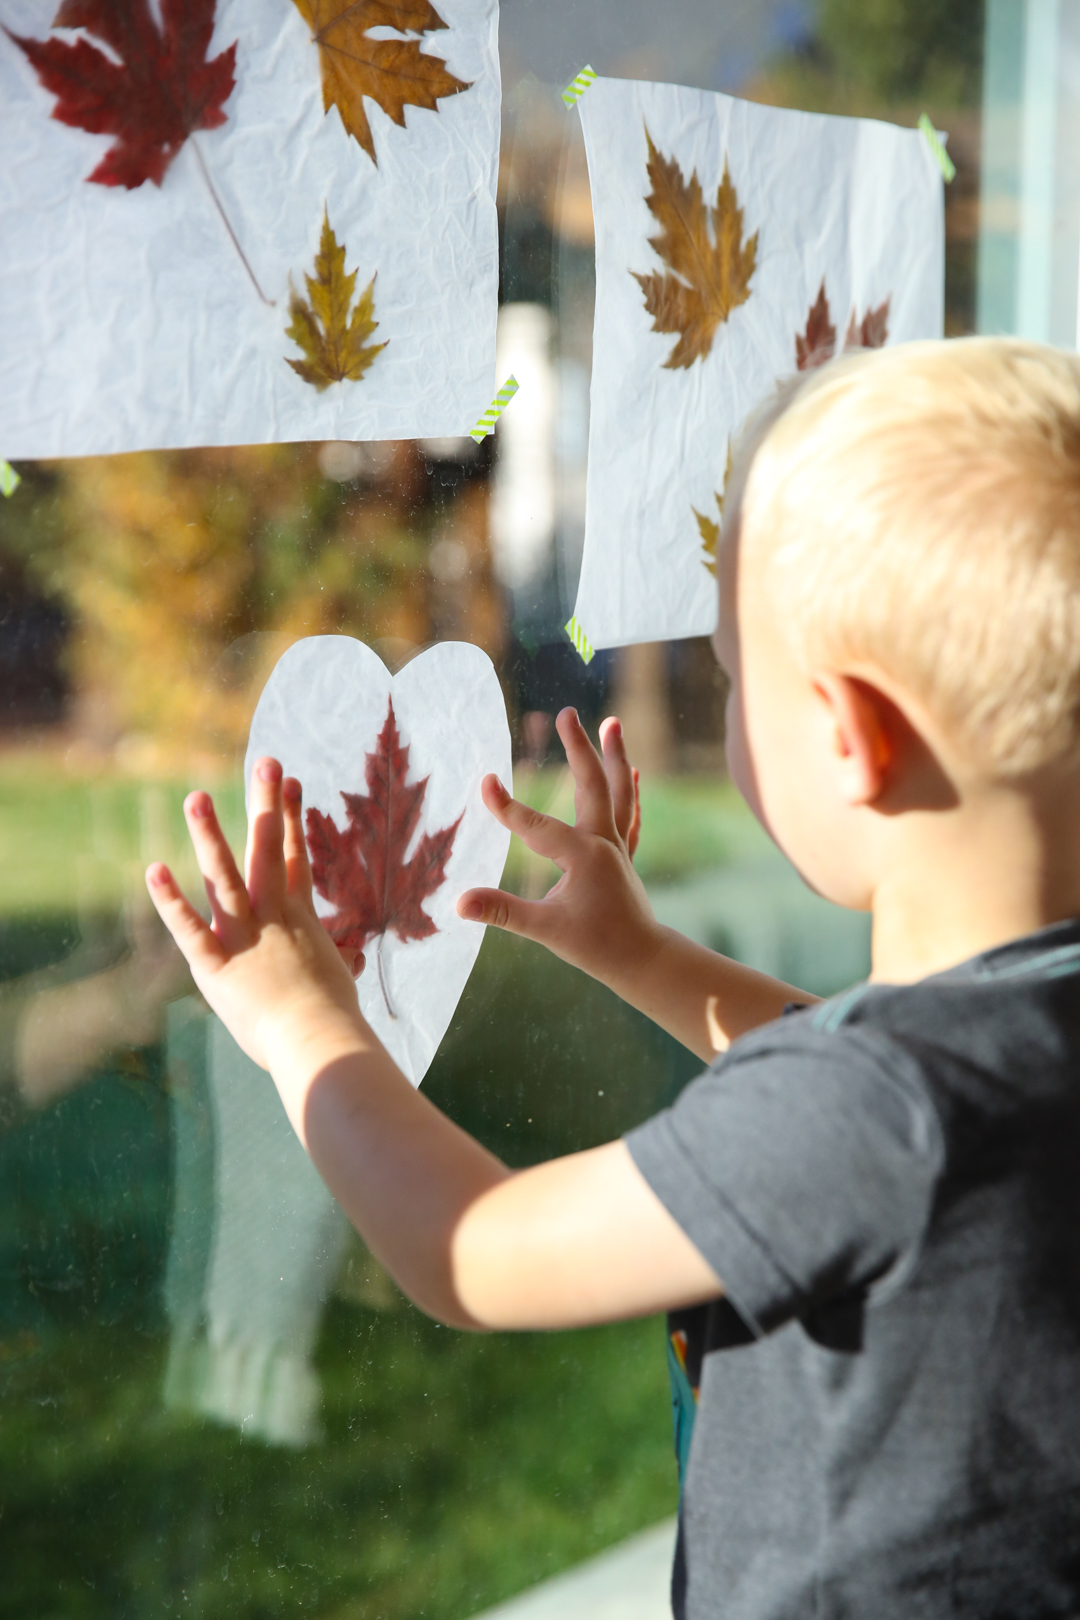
[816,0,984,105]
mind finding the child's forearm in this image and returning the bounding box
[598,922,818,1060]
[264,1006,513,1330]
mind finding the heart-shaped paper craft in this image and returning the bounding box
[245,637,512,1086]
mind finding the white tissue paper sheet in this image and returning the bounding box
[0,0,500,457]
[245,636,512,1086]
[571,77,945,651]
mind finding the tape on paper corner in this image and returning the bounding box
[565,617,595,664]
[562,64,597,108]
[0,460,20,497]
[469,375,519,442]
[918,113,956,182]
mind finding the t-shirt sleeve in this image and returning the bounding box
[625,1017,944,1337]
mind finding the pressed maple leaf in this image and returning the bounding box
[692,442,734,578]
[291,0,471,165]
[796,282,890,370]
[631,126,758,371]
[285,209,387,391]
[8,0,236,189]
[844,296,891,352]
[796,279,838,370]
[305,698,462,1017]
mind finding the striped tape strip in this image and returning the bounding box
[565,616,595,664]
[469,374,519,442]
[0,460,20,497]
[918,113,955,182]
[562,64,596,108]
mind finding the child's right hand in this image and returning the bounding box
[457,709,666,991]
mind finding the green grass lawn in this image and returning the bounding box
[0,751,697,1620]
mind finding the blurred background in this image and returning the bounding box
[2,0,1077,1614]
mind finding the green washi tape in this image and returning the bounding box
[562,65,597,108]
[469,374,519,442]
[565,617,595,665]
[918,114,955,182]
[0,460,20,497]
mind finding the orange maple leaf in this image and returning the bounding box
[291,0,471,164]
[632,125,758,371]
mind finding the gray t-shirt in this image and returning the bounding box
[626,918,1080,1618]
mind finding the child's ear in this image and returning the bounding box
[812,672,899,807]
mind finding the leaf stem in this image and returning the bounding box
[191,137,274,307]
[376,935,398,1021]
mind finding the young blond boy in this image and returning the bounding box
[148,337,1080,1614]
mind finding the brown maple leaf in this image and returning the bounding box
[796,281,890,371]
[692,442,734,578]
[291,0,471,165]
[8,0,236,189]
[845,296,891,352]
[305,697,462,1017]
[631,125,758,371]
[796,279,837,371]
[286,208,387,391]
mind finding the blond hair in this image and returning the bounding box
[733,338,1080,778]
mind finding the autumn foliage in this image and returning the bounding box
[292,0,471,165]
[9,0,237,189]
[306,700,462,998]
[796,279,891,369]
[286,210,387,391]
[632,126,758,371]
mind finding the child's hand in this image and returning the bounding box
[145,761,366,1075]
[457,709,665,990]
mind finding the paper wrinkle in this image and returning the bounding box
[0,0,501,455]
[245,636,512,1086]
[572,77,945,651]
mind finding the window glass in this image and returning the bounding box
[0,1,1027,1614]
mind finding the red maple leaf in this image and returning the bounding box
[795,279,837,371]
[8,0,237,189]
[796,281,890,371]
[305,698,462,1016]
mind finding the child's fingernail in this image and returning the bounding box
[258,759,281,783]
[460,899,484,921]
[147,863,170,887]
[185,792,211,819]
[490,776,508,801]
[283,777,302,803]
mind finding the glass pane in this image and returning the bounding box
[1,2,993,1615]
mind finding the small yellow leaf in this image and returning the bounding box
[285,209,387,392]
[632,126,758,371]
[292,0,471,165]
[692,442,734,577]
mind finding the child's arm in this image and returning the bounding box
[145,762,723,1331]
[457,707,818,1060]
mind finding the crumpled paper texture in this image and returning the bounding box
[572,77,945,651]
[0,0,500,457]
[245,636,512,1086]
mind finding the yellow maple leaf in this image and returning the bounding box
[285,208,387,392]
[632,127,758,371]
[292,0,471,164]
[692,442,734,577]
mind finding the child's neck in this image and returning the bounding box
[867,768,1080,985]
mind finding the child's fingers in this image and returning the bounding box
[457,886,555,943]
[184,791,252,935]
[145,863,229,973]
[480,775,574,862]
[599,716,636,845]
[282,777,313,901]
[245,758,288,913]
[627,767,642,860]
[555,708,618,840]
